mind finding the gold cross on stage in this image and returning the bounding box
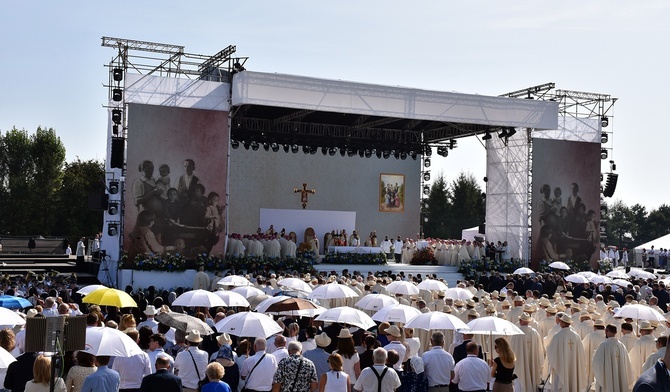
[294,183,316,209]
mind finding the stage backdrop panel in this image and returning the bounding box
[531,138,601,268]
[124,104,229,260]
[260,209,356,254]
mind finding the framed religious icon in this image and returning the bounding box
[379,173,405,213]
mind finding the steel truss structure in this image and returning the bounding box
[487,83,617,263]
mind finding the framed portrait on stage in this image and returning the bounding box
[379,173,405,213]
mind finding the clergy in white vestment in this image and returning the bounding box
[582,319,607,386]
[642,335,667,373]
[619,322,639,351]
[545,313,588,392]
[629,321,658,381]
[593,324,634,392]
[538,306,558,337]
[509,312,545,392]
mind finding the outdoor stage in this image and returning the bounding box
[112,263,461,291]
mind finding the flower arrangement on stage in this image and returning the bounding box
[197,253,227,271]
[133,252,187,272]
[597,258,614,274]
[323,251,387,265]
[410,247,436,265]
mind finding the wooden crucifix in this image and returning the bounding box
[293,183,316,209]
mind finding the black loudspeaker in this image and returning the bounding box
[603,173,618,197]
[110,137,125,169]
[25,315,86,352]
[479,224,486,234]
[87,193,109,210]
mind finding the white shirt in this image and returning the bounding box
[147,348,174,374]
[453,355,489,391]
[353,364,401,392]
[383,341,407,371]
[241,351,278,391]
[422,346,455,386]
[393,240,403,255]
[174,347,209,389]
[137,318,159,331]
[112,351,152,389]
[272,347,289,363]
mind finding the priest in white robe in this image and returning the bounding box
[642,335,667,373]
[545,313,588,392]
[593,324,633,392]
[629,320,658,381]
[582,319,607,386]
[509,312,545,392]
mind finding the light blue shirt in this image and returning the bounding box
[80,365,120,392]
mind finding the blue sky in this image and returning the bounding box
[1,1,669,209]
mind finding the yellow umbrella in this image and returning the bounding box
[82,288,137,308]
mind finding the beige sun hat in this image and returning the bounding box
[337,328,353,339]
[520,312,533,322]
[315,332,331,347]
[216,332,232,346]
[186,330,203,343]
[559,313,573,324]
[384,325,402,338]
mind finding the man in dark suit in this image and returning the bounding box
[4,351,38,392]
[633,337,670,391]
[140,356,183,392]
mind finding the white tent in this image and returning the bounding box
[633,233,670,266]
[461,226,483,242]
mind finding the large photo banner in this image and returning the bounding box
[124,104,229,261]
[531,138,600,268]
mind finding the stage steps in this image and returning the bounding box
[313,263,463,288]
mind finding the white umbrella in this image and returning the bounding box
[443,288,474,300]
[590,275,614,285]
[0,346,16,368]
[404,312,468,331]
[372,304,422,324]
[606,270,630,279]
[628,269,656,279]
[461,316,524,359]
[386,281,420,296]
[577,271,598,279]
[308,283,359,300]
[513,267,534,275]
[0,308,26,327]
[214,311,283,338]
[231,286,265,299]
[172,289,226,308]
[315,307,376,330]
[217,275,251,287]
[417,279,449,292]
[254,296,292,313]
[612,279,632,287]
[614,304,666,322]
[76,284,108,295]
[277,278,313,293]
[213,290,250,307]
[355,294,399,311]
[85,326,143,357]
[548,261,570,270]
[565,274,590,284]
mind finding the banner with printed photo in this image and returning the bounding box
[124,104,228,261]
[531,138,601,268]
[379,173,405,213]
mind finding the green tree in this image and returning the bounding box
[445,172,485,238]
[55,159,105,239]
[640,204,670,244]
[0,128,34,235]
[31,127,66,233]
[605,200,636,249]
[422,174,450,239]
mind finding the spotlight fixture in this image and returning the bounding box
[271,143,280,152]
[321,146,328,155]
[601,132,609,144]
[340,147,346,157]
[291,144,299,154]
[600,148,608,160]
[250,141,259,151]
[601,116,609,128]
[112,125,119,136]
[392,150,399,159]
[424,157,431,168]
[107,222,119,237]
[231,140,240,149]
[365,149,372,158]
[505,127,516,138]
[283,144,290,153]
[309,146,317,155]
[302,145,310,154]
[108,202,119,216]
[263,142,270,151]
[382,150,390,159]
[498,128,508,138]
[112,68,123,82]
[449,139,457,149]
[358,150,365,158]
[111,109,122,125]
[437,147,448,157]
[609,160,616,171]
[375,149,382,159]
[233,61,246,72]
[423,185,430,196]
[482,132,492,141]
[112,88,123,102]
[347,149,356,157]
[329,147,337,156]
[108,180,119,195]
[423,172,431,182]
[400,152,407,160]
[424,146,432,157]
[409,151,417,160]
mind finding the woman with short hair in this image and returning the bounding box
[25,355,66,392]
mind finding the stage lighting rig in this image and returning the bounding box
[601,116,609,127]
[423,171,431,182]
[505,127,516,138]
[437,146,448,157]
[482,132,492,141]
[112,68,123,81]
[601,132,608,144]
[424,157,431,168]
[108,180,119,195]
[423,185,430,196]
[271,143,279,152]
[600,148,608,160]
[112,109,122,125]
[108,202,119,216]
[107,222,119,236]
